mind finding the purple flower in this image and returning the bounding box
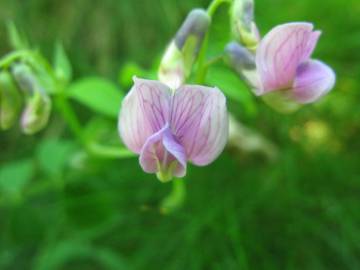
[255,22,335,104]
[118,77,228,182]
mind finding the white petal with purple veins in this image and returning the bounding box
[170,85,228,166]
[256,22,320,94]
[118,77,172,153]
[292,60,336,104]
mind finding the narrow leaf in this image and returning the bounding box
[53,41,72,84]
[6,21,29,50]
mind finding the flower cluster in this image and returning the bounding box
[0,62,52,134]
[119,8,229,182]
[118,0,336,181]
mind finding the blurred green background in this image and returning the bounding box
[1,0,360,269]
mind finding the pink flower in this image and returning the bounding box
[255,22,335,104]
[118,77,228,182]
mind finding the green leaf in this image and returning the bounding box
[67,77,123,118]
[206,64,257,117]
[53,41,72,84]
[6,21,29,50]
[0,159,33,198]
[118,61,156,88]
[36,138,76,176]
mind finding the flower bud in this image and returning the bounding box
[225,42,255,71]
[224,42,260,89]
[231,0,260,50]
[20,91,51,134]
[158,9,210,89]
[158,42,185,90]
[174,9,210,55]
[0,71,22,130]
[12,63,52,134]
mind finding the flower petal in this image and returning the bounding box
[170,85,228,166]
[292,60,335,104]
[162,127,187,178]
[256,22,321,94]
[118,77,172,153]
[139,124,186,181]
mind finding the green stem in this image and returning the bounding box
[54,94,86,146]
[195,33,209,84]
[195,0,231,84]
[205,54,224,68]
[55,94,135,160]
[160,178,186,214]
[207,0,231,17]
[87,143,136,159]
[0,50,32,69]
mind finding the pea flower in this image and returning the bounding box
[226,23,336,112]
[118,77,228,182]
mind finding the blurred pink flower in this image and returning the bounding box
[255,22,335,104]
[118,77,228,182]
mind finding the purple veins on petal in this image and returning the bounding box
[256,23,320,94]
[252,22,335,108]
[170,85,228,166]
[118,77,172,154]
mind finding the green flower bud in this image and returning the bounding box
[158,42,185,90]
[231,0,260,50]
[12,63,52,134]
[20,91,51,134]
[0,71,22,130]
[159,9,210,89]
[174,9,210,56]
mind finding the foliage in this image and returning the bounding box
[0,0,360,269]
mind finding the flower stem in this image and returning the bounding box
[54,93,86,146]
[207,0,231,17]
[55,95,135,160]
[0,50,32,69]
[195,0,231,84]
[205,54,224,69]
[160,178,186,214]
[87,142,135,159]
[195,33,209,84]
